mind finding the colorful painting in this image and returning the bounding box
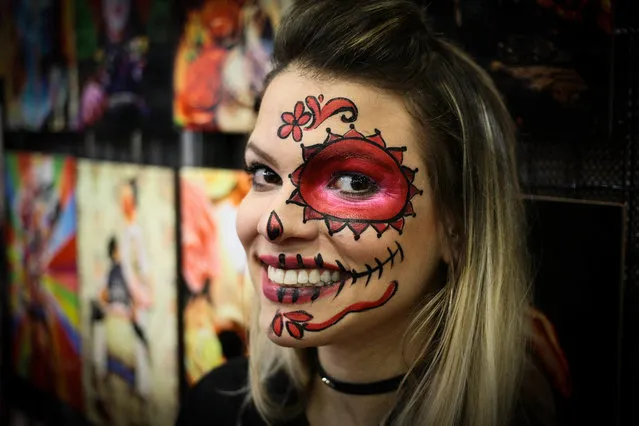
[173,0,293,132]
[3,152,83,411]
[180,167,252,385]
[75,0,173,131]
[5,0,75,131]
[77,160,177,426]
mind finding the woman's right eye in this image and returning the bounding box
[246,164,282,190]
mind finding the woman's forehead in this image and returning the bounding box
[252,69,420,155]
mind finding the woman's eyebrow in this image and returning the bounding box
[245,141,280,169]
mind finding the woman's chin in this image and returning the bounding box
[260,310,326,348]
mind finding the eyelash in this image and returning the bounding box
[329,172,378,197]
[244,162,282,190]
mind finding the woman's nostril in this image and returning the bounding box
[266,210,284,241]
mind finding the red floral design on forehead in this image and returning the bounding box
[278,94,358,142]
[286,125,423,240]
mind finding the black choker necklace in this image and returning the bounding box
[317,362,405,395]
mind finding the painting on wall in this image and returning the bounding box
[75,0,173,132]
[173,0,293,132]
[3,152,83,411]
[180,167,252,386]
[5,0,76,131]
[77,160,178,426]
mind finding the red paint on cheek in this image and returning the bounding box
[298,139,409,220]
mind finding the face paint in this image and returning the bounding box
[266,210,283,241]
[278,94,358,142]
[287,125,422,240]
[270,280,399,339]
[260,242,403,305]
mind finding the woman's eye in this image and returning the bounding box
[247,164,282,189]
[330,174,376,195]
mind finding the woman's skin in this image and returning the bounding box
[237,67,452,425]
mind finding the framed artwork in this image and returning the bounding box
[77,160,178,426]
[3,152,83,411]
[173,0,293,132]
[180,167,252,386]
[75,0,173,132]
[5,0,75,131]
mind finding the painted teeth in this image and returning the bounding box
[268,266,342,286]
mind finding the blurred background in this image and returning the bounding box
[0,0,636,425]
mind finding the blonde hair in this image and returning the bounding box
[248,1,531,425]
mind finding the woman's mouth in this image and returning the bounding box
[267,266,342,286]
[259,254,350,304]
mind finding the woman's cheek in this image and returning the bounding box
[236,193,262,249]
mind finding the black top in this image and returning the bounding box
[176,357,557,426]
[175,357,306,426]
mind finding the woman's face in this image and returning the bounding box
[237,68,449,347]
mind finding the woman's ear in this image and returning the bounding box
[438,220,457,266]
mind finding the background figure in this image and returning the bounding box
[90,235,152,425]
[80,0,148,129]
[118,179,153,409]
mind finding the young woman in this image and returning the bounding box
[177,0,555,425]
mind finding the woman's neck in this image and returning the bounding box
[307,314,414,425]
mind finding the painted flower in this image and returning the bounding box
[277,101,312,142]
[271,310,313,339]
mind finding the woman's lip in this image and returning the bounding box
[258,254,344,271]
[261,268,340,304]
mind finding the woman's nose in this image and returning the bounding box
[257,196,319,243]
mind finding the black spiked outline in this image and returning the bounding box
[286,126,424,240]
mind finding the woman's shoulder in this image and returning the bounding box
[175,357,265,426]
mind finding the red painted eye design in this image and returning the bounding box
[287,125,423,240]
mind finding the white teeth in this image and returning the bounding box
[284,270,297,285]
[267,266,342,286]
[273,267,284,284]
[309,270,320,284]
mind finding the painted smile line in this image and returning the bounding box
[259,242,404,304]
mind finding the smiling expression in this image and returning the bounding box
[236,68,448,347]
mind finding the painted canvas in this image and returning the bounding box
[75,0,173,132]
[173,0,293,132]
[180,167,252,386]
[5,0,75,131]
[3,152,83,411]
[77,160,178,426]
